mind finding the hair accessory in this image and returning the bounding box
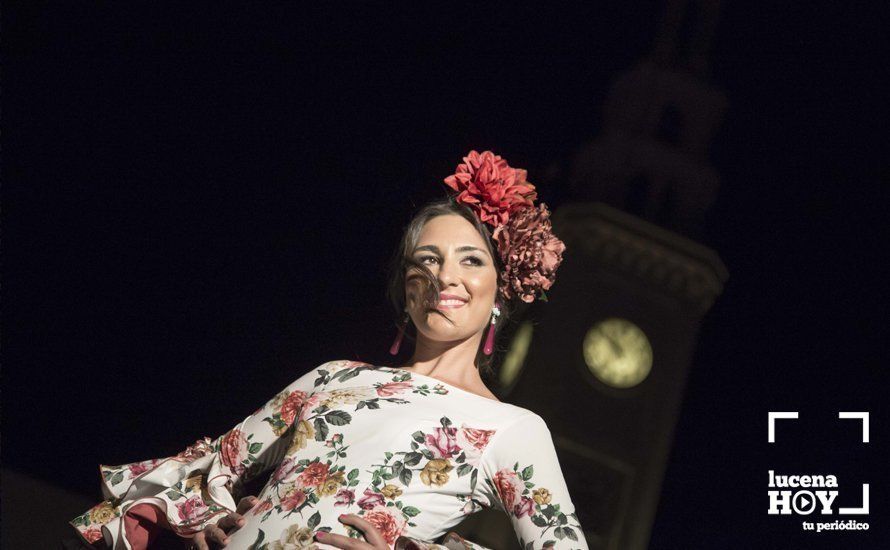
[483,303,501,355]
[389,311,409,355]
[443,150,566,303]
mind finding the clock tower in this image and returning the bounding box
[498,1,727,548]
[500,202,727,549]
[451,1,729,548]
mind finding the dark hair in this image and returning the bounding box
[385,196,514,379]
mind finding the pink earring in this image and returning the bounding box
[389,311,409,355]
[483,303,501,355]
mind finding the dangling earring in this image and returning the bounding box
[389,310,409,355]
[483,302,501,356]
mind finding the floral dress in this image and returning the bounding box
[70,360,588,550]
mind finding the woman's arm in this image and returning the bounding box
[474,414,588,550]
[68,360,337,549]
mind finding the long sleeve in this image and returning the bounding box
[473,413,588,550]
[69,360,335,550]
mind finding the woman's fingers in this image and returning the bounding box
[202,524,230,547]
[336,514,388,549]
[314,530,371,549]
[217,512,245,532]
[236,495,259,515]
[189,531,209,550]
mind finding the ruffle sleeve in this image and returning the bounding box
[69,361,335,549]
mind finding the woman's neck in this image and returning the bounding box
[400,331,486,389]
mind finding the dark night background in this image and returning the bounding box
[3,2,888,549]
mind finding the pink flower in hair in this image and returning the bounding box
[492,203,566,303]
[443,150,537,228]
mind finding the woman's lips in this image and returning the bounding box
[435,299,467,310]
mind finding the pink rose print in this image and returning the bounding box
[176,496,209,524]
[298,462,329,488]
[280,390,307,425]
[279,487,308,512]
[127,458,160,478]
[493,469,525,511]
[334,488,355,506]
[456,425,496,465]
[375,381,413,397]
[250,498,273,516]
[457,426,495,452]
[425,427,460,459]
[220,429,248,475]
[363,505,407,545]
[81,527,103,543]
[272,457,298,484]
[513,496,535,518]
[357,488,385,510]
[176,437,214,461]
[299,393,325,420]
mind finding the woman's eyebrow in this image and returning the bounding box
[414,245,489,255]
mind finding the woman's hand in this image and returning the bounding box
[313,514,389,549]
[185,495,258,549]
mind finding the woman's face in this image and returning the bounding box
[405,214,499,343]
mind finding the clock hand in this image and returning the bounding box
[604,334,624,357]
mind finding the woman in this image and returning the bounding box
[69,151,588,549]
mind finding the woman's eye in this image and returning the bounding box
[417,255,483,266]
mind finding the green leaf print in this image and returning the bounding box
[314,417,329,441]
[399,467,413,486]
[347,468,360,481]
[308,511,321,530]
[326,410,352,425]
[262,415,288,434]
[402,506,421,517]
[110,471,124,485]
[532,515,549,527]
[333,368,361,383]
[456,463,473,477]
[248,442,263,455]
[411,431,425,443]
[521,465,534,480]
[470,469,478,491]
[247,529,265,550]
[403,452,422,466]
[565,527,579,541]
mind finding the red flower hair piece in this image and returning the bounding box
[442,150,566,302]
[443,150,538,228]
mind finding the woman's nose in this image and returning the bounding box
[436,256,459,286]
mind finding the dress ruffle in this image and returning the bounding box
[69,436,241,549]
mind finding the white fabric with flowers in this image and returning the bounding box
[70,360,588,549]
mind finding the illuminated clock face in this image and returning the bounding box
[583,318,653,388]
